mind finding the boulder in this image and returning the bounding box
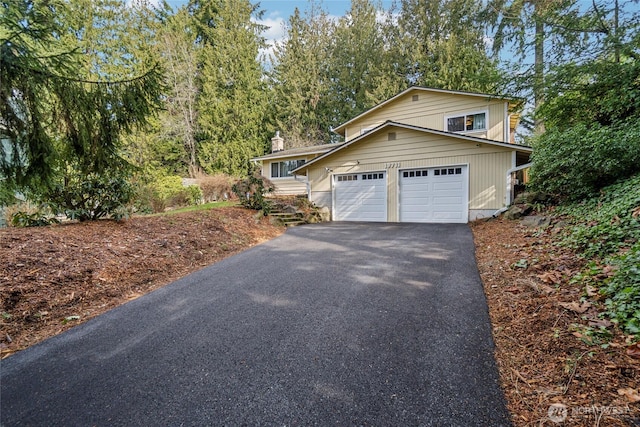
[319,207,331,222]
[504,204,532,220]
[521,215,551,228]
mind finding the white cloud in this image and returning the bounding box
[253,11,287,67]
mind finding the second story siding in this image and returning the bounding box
[337,88,514,143]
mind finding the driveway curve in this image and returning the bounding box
[1,223,510,426]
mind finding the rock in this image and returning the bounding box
[504,204,532,220]
[513,191,551,205]
[521,215,551,228]
[282,205,297,214]
[319,207,331,222]
[554,220,568,230]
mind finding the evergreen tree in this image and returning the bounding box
[0,0,162,192]
[394,0,503,93]
[191,0,270,176]
[330,0,405,124]
[270,4,336,147]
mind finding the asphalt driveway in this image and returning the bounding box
[1,223,510,426]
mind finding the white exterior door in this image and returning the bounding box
[334,172,387,222]
[399,166,468,223]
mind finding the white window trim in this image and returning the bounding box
[270,159,306,179]
[444,110,489,134]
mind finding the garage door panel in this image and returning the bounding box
[433,181,463,191]
[334,173,386,222]
[433,196,462,205]
[434,212,464,220]
[400,166,467,223]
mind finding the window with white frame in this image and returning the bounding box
[270,159,305,178]
[446,111,487,133]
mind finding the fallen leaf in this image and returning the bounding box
[585,285,598,297]
[588,319,613,328]
[559,301,592,314]
[539,284,556,295]
[627,343,640,359]
[617,387,640,403]
[537,271,563,285]
[632,206,640,218]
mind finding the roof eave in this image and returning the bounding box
[292,121,532,174]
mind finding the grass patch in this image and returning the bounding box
[146,201,238,216]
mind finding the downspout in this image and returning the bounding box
[494,162,532,217]
[292,172,311,199]
[506,162,532,205]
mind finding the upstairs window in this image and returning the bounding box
[270,159,305,178]
[446,112,487,133]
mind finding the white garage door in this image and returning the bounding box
[399,166,468,223]
[334,172,387,222]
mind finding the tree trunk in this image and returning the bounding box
[533,5,545,134]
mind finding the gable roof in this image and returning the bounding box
[251,142,342,162]
[332,86,521,136]
[292,121,532,175]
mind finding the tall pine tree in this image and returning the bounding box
[330,0,405,125]
[395,0,503,93]
[270,4,336,147]
[192,0,270,176]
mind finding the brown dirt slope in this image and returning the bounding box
[472,218,640,426]
[0,207,284,357]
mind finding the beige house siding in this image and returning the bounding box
[269,177,307,196]
[344,91,509,143]
[262,154,318,196]
[306,126,516,221]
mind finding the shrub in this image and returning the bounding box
[529,119,640,200]
[11,210,60,227]
[232,171,274,213]
[197,174,234,202]
[135,175,203,213]
[44,171,135,221]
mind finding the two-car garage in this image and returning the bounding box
[333,165,468,223]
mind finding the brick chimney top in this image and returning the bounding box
[271,131,284,153]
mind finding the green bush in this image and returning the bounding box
[11,209,59,227]
[44,171,135,221]
[529,120,640,200]
[603,242,640,334]
[135,175,203,213]
[232,172,274,213]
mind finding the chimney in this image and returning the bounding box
[271,131,284,153]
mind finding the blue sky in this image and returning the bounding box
[157,0,639,64]
[159,1,397,60]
